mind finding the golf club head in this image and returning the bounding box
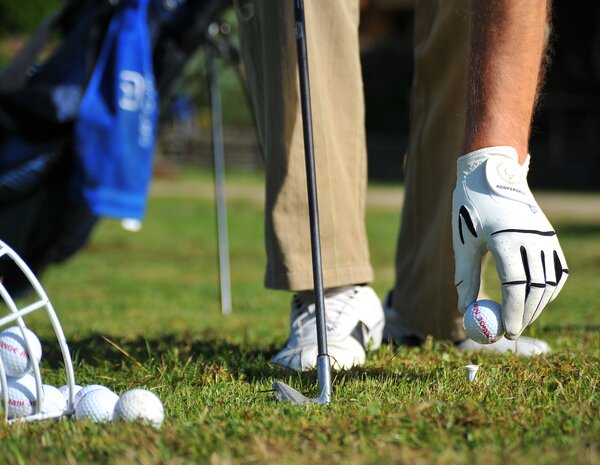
[273,381,316,404]
[272,354,332,405]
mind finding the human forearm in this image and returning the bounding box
[463,0,551,163]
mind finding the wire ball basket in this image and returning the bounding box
[0,240,76,423]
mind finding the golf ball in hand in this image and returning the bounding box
[463,300,505,344]
[113,389,164,428]
[0,326,42,377]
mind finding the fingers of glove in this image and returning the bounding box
[494,240,569,337]
[490,241,529,339]
[527,250,559,327]
[453,205,483,312]
[518,246,550,330]
[549,247,569,303]
[500,282,526,339]
[454,247,482,314]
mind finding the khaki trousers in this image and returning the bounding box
[235,0,470,341]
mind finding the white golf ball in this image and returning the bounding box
[0,326,42,377]
[113,389,164,428]
[1,373,37,418]
[463,299,505,344]
[73,384,110,409]
[74,388,119,423]
[0,376,72,418]
[41,384,68,415]
[58,383,83,405]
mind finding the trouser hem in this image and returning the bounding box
[265,265,374,291]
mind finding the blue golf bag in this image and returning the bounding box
[0,0,231,294]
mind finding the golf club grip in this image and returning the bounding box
[293,0,328,357]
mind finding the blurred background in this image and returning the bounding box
[1,0,598,190]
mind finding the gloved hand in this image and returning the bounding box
[452,146,568,339]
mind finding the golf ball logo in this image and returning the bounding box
[463,300,505,344]
[0,341,28,358]
[0,326,43,377]
[474,303,493,341]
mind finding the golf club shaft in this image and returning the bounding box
[293,0,328,358]
[207,46,232,316]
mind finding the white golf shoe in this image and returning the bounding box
[272,285,385,371]
[382,292,552,356]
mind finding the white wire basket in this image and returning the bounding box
[0,240,76,423]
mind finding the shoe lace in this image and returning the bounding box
[291,286,359,336]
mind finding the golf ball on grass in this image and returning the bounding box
[463,299,505,344]
[113,389,164,429]
[73,384,110,409]
[0,326,42,377]
[74,388,119,423]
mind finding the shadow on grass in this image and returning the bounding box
[37,333,442,388]
[39,332,281,380]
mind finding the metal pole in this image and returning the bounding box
[207,46,232,316]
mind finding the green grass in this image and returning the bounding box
[0,168,598,465]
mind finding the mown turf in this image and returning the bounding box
[0,169,598,465]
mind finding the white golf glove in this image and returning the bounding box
[452,146,568,339]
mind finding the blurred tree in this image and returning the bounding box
[0,0,63,36]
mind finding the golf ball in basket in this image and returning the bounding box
[113,389,164,429]
[74,388,119,423]
[41,384,68,415]
[58,383,83,405]
[0,376,71,418]
[1,374,37,418]
[463,299,505,344]
[0,326,42,377]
